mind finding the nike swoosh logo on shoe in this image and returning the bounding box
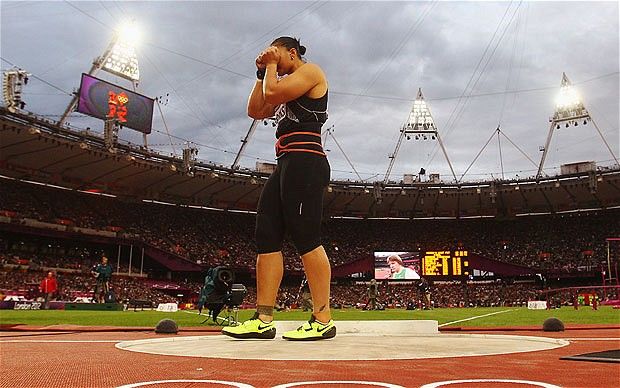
[316,325,330,333]
[258,324,272,330]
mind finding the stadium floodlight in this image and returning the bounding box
[102,21,141,82]
[3,69,30,113]
[58,19,142,128]
[552,73,587,123]
[117,20,141,47]
[384,88,457,184]
[537,72,619,180]
[555,83,581,110]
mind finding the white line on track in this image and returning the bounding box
[0,339,120,343]
[563,338,620,341]
[438,309,513,327]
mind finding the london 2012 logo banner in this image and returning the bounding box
[77,73,154,134]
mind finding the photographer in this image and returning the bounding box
[367,279,378,310]
[39,271,57,309]
[91,256,113,303]
[417,277,432,310]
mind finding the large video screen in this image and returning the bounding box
[77,73,154,134]
[374,251,421,280]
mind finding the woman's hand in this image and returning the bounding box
[255,53,266,70]
[260,46,281,66]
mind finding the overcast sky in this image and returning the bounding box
[1,1,618,182]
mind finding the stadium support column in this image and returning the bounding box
[129,244,133,276]
[383,88,457,184]
[537,72,618,180]
[536,121,556,180]
[116,245,121,273]
[436,131,458,183]
[58,39,116,127]
[232,119,259,169]
[140,247,144,276]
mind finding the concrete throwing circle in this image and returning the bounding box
[419,379,561,388]
[115,334,568,361]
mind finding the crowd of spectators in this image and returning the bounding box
[2,265,617,309]
[0,268,178,305]
[1,178,618,274]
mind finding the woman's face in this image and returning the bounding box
[274,45,295,75]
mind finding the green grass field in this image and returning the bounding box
[1,306,618,328]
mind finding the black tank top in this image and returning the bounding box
[274,92,328,138]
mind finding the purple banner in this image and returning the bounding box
[77,73,154,134]
[0,300,65,310]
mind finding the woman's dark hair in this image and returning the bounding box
[271,36,306,58]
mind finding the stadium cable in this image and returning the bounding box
[327,1,438,183]
[331,0,437,129]
[0,57,73,96]
[382,0,518,183]
[425,1,524,170]
[70,0,232,153]
[4,49,616,176]
[441,1,522,140]
[330,72,619,103]
[63,1,108,29]
[155,99,178,158]
[177,0,328,89]
[459,10,529,183]
[325,127,363,182]
[0,63,272,167]
[139,51,232,153]
[111,0,257,155]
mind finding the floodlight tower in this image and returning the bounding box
[383,88,457,184]
[182,143,199,176]
[58,21,141,127]
[536,73,619,180]
[2,69,30,113]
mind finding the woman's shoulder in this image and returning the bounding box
[298,63,325,77]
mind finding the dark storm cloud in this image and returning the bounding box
[1,1,618,181]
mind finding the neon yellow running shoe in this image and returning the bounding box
[282,315,336,341]
[221,313,276,339]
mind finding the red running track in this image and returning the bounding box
[1,328,619,388]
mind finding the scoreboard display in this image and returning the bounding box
[423,250,469,277]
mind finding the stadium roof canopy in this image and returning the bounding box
[2,107,619,219]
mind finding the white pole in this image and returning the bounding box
[129,244,133,276]
[116,245,121,273]
[607,240,611,282]
[140,247,144,276]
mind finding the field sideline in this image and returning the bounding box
[1,306,618,328]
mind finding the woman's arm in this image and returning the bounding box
[247,51,276,119]
[260,46,325,105]
[263,62,323,105]
[247,79,276,119]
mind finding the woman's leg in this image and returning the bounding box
[255,251,284,322]
[301,245,332,323]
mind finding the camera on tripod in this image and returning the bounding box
[197,266,247,325]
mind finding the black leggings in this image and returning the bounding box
[256,152,330,256]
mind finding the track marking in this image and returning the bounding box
[420,379,561,387]
[563,337,620,341]
[116,380,254,388]
[438,309,513,327]
[0,339,120,343]
[272,382,405,388]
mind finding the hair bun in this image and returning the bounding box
[299,45,306,55]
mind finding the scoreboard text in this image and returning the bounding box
[423,250,469,277]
